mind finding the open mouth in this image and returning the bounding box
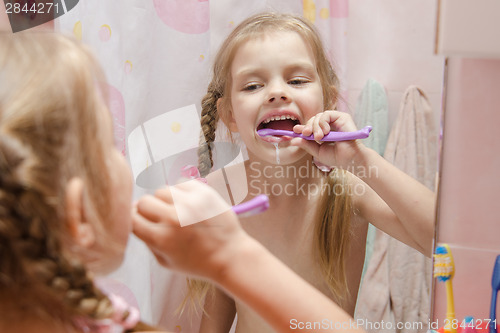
[257,115,300,135]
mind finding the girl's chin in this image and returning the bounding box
[251,144,308,165]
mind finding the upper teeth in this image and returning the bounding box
[262,115,298,124]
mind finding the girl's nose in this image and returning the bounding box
[267,81,290,103]
[268,95,288,103]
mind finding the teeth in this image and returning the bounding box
[262,115,297,124]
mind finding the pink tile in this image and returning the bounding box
[437,58,500,252]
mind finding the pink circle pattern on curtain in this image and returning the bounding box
[153,0,210,34]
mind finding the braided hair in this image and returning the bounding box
[0,33,158,332]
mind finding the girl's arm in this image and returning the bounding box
[349,147,435,255]
[199,287,236,333]
[342,149,435,255]
[132,181,365,333]
[291,111,435,256]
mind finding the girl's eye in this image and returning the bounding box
[288,78,309,85]
[242,83,262,91]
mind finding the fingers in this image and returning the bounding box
[132,216,173,268]
[322,111,357,132]
[132,193,180,244]
[290,137,320,156]
[136,194,177,223]
[293,110,358,140]
[132,189,179,254]
[132,209,169,247]
[311,114,329,140]
[154,186,173,203]
[294,111,338,139]
[318,115,331,135]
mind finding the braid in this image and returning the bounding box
[0,134,158,331]
[0,135,32,287]
[183,82,223,313]
[0,134,109,313]
[198,83,221,177]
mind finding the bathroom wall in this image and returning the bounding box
[433,57,500,326]
[347,0,444,130]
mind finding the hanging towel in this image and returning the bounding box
[354,78,390,155]
[353,78,390,298]
[355,86,438,333]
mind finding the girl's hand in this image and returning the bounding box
[132,180,249,281]
[291,110,365,170]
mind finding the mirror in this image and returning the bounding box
[42,0,443,331]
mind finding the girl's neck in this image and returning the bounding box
[244,154,328,204]
[245,154,325,182]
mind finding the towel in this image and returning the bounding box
[353,78,390,294]
[355,86,438,333]
[354,78,390,156]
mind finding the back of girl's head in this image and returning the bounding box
[198,12,339,175]
[0,32,119,327]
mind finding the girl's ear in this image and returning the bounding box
[217,98,239,132]
[65,178,96,248]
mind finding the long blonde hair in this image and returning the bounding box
[194,12,352,308]
[0,32,156,332]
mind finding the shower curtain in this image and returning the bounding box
[56,0,349,331]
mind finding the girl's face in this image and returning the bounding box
[227,31,325,165]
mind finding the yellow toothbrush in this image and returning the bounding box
[434,243,456,333]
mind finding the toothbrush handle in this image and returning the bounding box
[445,280,457,333]
[491,291,498,333]
[310,125,372,142]
[257,126,372,142]
[232,194,269,216]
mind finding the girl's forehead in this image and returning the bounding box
[232,31,316,68]
[241,30,305,46]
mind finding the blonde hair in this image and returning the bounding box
[195,12,352,308]
[0,32,156,331]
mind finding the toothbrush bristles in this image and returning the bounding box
[433,245,455,281]
[434,258,453,276]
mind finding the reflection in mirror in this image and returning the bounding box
[52,0,444,332]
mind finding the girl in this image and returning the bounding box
[0,31,370,333]
[195,12,435,333]
[0,31,161,333]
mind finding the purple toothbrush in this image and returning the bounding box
[232,194,269,217]
[257,125,372,142]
